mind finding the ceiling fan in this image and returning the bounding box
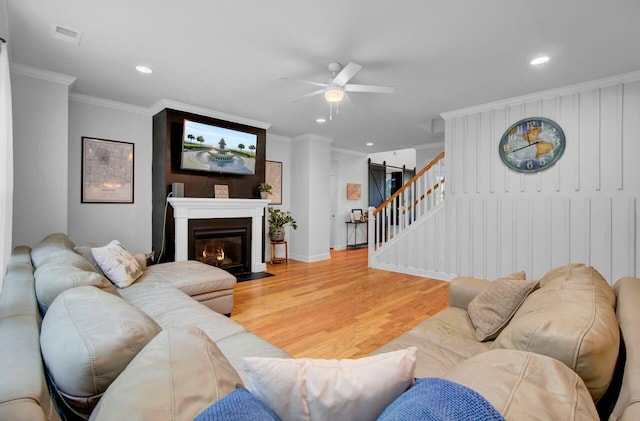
[281,62,396,105]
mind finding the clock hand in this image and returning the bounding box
[508,141,540,153]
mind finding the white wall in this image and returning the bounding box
[11,72,70,247]
[290,133,332,262]
[368,148,416,171]
[0,0,7,40]
[265,133,292,260]
[67,96,152,252]
[331,148,369,250]
[441,73,640,283]
[415,142,444,170]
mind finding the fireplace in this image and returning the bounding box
[194,228,247,273]
[188,218,252,274]
[168,198,269,272]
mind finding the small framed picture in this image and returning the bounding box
[351,209,363,221]
[346,183,362,200]
[213,184,229,198]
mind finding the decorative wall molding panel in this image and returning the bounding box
[441,79,640,283]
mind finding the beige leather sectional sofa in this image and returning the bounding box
[0,233,638,420]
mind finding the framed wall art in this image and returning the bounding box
[346,183,362,200]
[82,137,134,203]
[265,160,282,205]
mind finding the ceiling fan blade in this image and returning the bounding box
[344,84,396,94]
[289,89,324,103]
[278,77,328,88]
[332,62,362,86]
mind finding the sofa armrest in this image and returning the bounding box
[449,276,491,310]
[610,277,640,420]
[132,253,147,271]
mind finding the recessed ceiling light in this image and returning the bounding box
[366,142,374,147]
[530,56,550,66]
[316,118,326,124]
[136,65,153,74]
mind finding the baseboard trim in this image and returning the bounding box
[371,262,456,281]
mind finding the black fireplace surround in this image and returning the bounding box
[188,218,252,274]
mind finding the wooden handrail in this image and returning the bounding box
[404,179,445,213]
[373,152,444,216]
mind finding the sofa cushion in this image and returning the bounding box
[30,233,75,269]
[90,327,242,421]
[194,388,280,421]
[244,347,416,421]
[444,349,599,420]
[40,286,161,417]
[33,248,119,313]
[91,240,143,288]
[468,278,539,341]
[492,264,619,401]
[140,260,236,297]
[35,266,116,313]
[372,307,492,378]
[34,249,96,275]
[73,245,106,276]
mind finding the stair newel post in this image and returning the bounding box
[367,207,375,261]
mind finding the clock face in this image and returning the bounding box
[498,117,565,173]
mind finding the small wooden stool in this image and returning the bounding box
[269,241,288,264]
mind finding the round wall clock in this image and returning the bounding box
[498,117,565,173]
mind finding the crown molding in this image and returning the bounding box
[440,69,640,120]
[331,146,367,157]
[10,62,76,87]
[414,141,444,151]
[150,99,271,129]
[266,133,292,143]
[69,93,151,115]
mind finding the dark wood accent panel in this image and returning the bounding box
[151,108,267,262]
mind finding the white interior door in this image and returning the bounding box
[329,173,337,248]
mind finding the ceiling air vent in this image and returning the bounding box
[50,24,82,45]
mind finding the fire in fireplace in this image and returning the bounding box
[193,228,248,273]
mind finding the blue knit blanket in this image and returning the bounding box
[378,377,505,421]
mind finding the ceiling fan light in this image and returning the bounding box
[324,86,345,103]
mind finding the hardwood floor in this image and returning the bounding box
[231,248,449,359]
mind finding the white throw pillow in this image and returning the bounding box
[243,347,417,421]
[92,240,143,288]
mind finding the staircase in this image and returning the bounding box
[367,152,452,279]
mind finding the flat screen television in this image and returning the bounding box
[180,119,257,175]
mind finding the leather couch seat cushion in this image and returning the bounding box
[90,327,243,421]
[445,349,599,420]
[371,307,491,378]
[118,283,246,341]
[40,286,161,417]
[492,264,619,401]
[140,260,236,297]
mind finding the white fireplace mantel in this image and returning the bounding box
[167,198,270,272]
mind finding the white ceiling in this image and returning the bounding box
[6,0,640,153]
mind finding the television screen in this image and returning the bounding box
[180,119,257,175]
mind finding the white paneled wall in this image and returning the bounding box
[441,75,640,284]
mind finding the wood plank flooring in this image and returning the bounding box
[231,248,449,359]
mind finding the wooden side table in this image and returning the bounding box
[270,241,288,264]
